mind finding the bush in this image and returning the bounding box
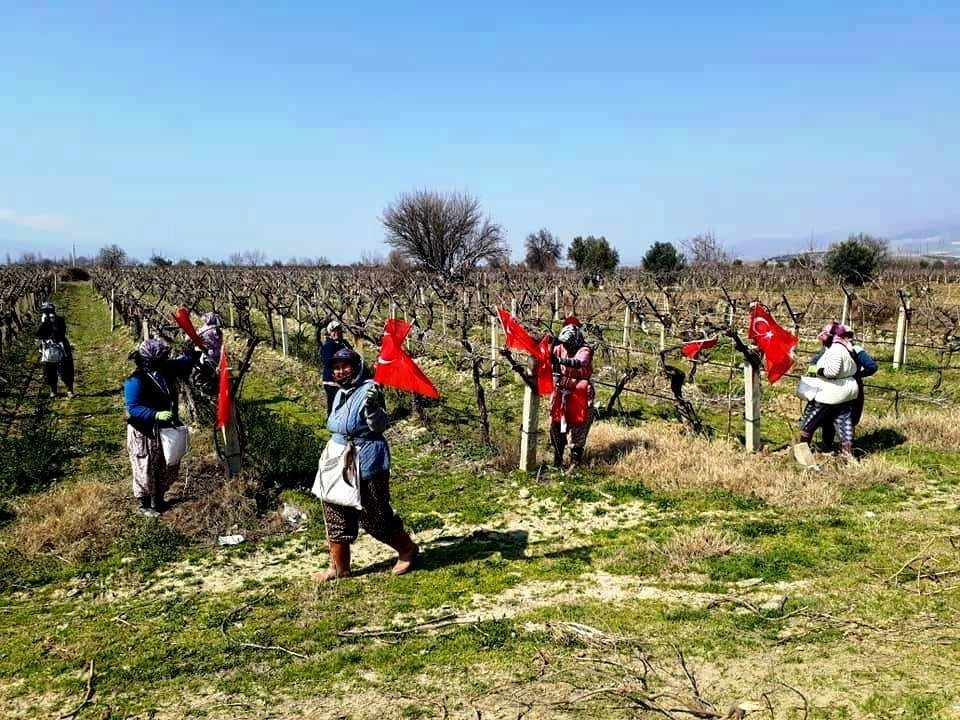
[61,267,90,281]
[824,233,888,286]
[642,241,686,283]
[0,410,79,498]
[239,401,324,488]
[568,236,619,274]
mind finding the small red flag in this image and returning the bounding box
[497,307,541,357]
[747,303,797,383]
[373,319,440,399]
[172,306,206,350]
[215,348,232,430]
[681,336,718,359]
[497,308,555,396]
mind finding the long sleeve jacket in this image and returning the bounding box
[123,356,195,434]
[327,378,389,477]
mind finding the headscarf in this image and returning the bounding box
[130,338,171,370]
[329,347,365,389]
[557,322,583,350]
[200,311,223,328]
[817,322,852,348]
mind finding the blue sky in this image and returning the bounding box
[1,1,958,264]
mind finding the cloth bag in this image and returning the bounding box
[159,425,190,466]
[40,340,63,363]
[796,376,821,402]
[312,439,362,509]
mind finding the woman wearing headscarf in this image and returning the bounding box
[550,316,595,468]
[123,339,199,516]
[316,347,419,581]
[197,311,224,364]
[798,322,861,458]
[35,301,75,398]
[810,325,878,452]
[320,319,352,414]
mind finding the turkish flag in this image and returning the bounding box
[497,308,555,396]
[681,336,718,359]
[747,303,797,383]
[172,306,206,350]
[215,348,232,430]
[373,319,440,399]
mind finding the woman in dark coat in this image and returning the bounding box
[36,302,75,398]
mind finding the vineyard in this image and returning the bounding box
[1,263,960,719]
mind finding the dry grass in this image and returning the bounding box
[659,526,745,571]
[165,459,285,543]
[5,480,128,563]
[858,410,960,453]
[588,420,910,509]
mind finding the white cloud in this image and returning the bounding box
[0,208,89,235]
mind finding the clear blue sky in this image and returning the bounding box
[2,1,958,264]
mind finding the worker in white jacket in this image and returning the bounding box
[798,322,860,458]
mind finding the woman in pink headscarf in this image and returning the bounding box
[798,322,860,458]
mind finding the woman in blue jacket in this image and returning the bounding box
[316,348,419,581]
[124,339,198,516]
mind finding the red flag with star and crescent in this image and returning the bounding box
[681,336,718,359]
[747,303,797,383]
[373,319,440,399]
[496,307,555,396]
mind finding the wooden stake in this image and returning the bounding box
[490,315,499,390]
[519,380,540,472]
[893,293,909,369]
[279,313,289,357]
[744,361,761,452]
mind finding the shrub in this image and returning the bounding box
[642,241,686,283]
[824,233,888,286]
[239,400,323,488]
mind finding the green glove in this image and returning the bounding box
[156,410,174,422]
[364,385,383,409]
[806,365,818,376]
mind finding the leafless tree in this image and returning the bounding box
[381,190,507,278]
[524,228,563,271]
[683,232,730,266]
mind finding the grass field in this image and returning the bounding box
[1,281,959,719]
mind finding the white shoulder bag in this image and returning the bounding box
[312,439,362,509]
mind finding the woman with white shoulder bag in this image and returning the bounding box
[797,322,860,460]
[123,338,200,517]
[313,348,419,581]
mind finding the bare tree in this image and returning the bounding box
[524,228,563,271]
[96,244,127,270]
[381,190,506,277]
[683,232,730,266]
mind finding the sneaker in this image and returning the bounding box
[137,507,161,518]
[49,392,56,398]
[66,391,74,399]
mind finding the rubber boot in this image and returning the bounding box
[317,542,351,582]
[152,489,166,513]
[388,532,420,576]
[138,495,159,518]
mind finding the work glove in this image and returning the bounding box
[552,373,563,388]
[156,410,174,422]
[806,365,818,376]
[364,385,384,409]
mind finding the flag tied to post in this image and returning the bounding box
[496,307,554,396]
[215,349,232,430]
[681,336,718,359]
[373,319,440,399]
[172,306,206,350]
[747,303,797,383]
